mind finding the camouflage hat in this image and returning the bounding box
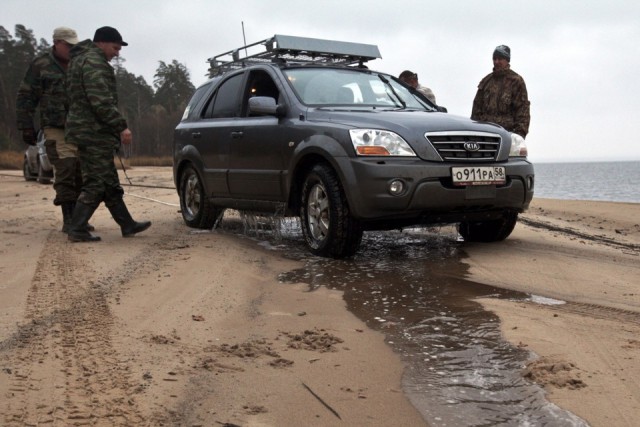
[93,26,128,46]
[53,27,79,45]
[493,45,511,61]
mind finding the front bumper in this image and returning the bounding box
[335,157,534,225]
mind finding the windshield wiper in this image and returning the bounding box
[377,74,406,109]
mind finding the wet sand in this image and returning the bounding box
[1,168,639,426]
[472,198,640,426]
[0,168,424,426]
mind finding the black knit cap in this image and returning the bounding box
[493,45,510,61]
[93,26,128,46]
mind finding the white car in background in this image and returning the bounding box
[23,130,53,184]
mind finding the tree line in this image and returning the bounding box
[0,24,196,158]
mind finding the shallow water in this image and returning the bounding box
[214,212,588,426]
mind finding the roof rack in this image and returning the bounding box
[207,34,382,77]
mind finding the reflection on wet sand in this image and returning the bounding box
[218,212,588,426]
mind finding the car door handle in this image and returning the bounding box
[191,132,201,139]
[231,131,244,139]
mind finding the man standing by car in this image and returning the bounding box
[65,26,150,242]
[471,45,530,138]
[16,26,92,233]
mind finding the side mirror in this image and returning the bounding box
[248,96,286,117]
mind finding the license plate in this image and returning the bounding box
[451,166,506,186]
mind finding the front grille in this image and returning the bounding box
[425,131,501,162]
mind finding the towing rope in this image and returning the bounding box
[0,172,176,191]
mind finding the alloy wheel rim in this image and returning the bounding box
[185,174,201,218]
[307,183,330,241]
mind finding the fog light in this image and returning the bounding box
[389,179,405,195]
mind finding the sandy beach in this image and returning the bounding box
[1,167,638,426]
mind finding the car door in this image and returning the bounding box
[197,72,244,197]
[227,69,288,201]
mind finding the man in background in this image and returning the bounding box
[65,26,150,242]
[16,26,92,233]
[471,45,530,138]
[399,70,437,104]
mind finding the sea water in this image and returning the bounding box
[533,160,639,203]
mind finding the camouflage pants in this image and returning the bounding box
[43,127,82,206]
[76,141,124,208]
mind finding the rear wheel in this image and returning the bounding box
[300,164,363,258]
[458,211,519,242]
[179,165,223,228]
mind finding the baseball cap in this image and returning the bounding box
[53,27,79,45]
[93,26,128,46]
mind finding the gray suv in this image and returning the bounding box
[173,35,534,258]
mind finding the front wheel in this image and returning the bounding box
[37,159,51,184]
[179,165,223,229]
[458,211,519,242]
[23,157,36,181]
[300,164,363,258]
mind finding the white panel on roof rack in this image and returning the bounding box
[271,35,381,60]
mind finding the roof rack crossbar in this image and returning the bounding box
[207,34,381,77]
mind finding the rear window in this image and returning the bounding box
[181,82,214,121]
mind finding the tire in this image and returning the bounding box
[37,160,51,184]
[178,165,223,229]
[23,157,36,181]
[300,163,363,258]
[458,211,519,242]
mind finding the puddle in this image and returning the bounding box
[214,211,589,426]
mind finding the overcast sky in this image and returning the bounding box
[3,0,639,163]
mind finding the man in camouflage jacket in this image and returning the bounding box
[65,26,150,242]
[16,27,89,232]
[471,45,530,138]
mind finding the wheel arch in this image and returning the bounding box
[174,145,206,195]
[285,134,357,215]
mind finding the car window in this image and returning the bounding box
[244,70,280,116]
[203,73,244,119]
[181,83,211,121]
[283,68,429,109]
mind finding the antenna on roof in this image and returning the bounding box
[241,21,248,58]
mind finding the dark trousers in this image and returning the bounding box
[76,142,124,208]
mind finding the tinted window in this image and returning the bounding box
[204,73,244,118]
[181,83,211,121]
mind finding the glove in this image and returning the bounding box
[22,128,36,146]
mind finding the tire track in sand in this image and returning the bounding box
[1,231,148,426]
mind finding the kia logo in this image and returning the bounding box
[464,142,480,152]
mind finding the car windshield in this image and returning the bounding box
[283,67,432,110]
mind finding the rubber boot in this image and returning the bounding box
[68,202,101,242]
[107,199,151,237]
[71,201,95,232]
[61,202,74,233]
[62,202,95,233]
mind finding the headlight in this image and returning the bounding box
[509,133,528,157]
[349,129,416,156]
